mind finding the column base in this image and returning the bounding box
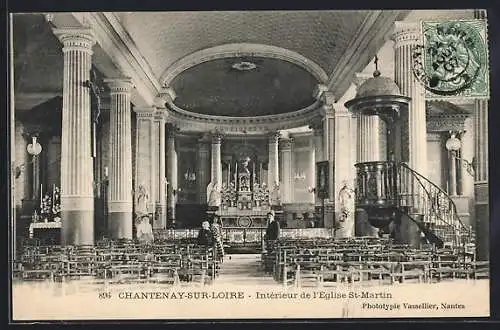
[167,206,176,229]
[108,212,133,240]
[61,210,94,246]
[323,201,335,229]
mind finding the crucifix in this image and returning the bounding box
[83,68,103,158]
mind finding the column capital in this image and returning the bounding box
[267,131,281,144]
[153,109,167,121]
[134,107,156,118]
[155,87,177,108]
[321,104,335,118]
[211,131,224,144]
[166,123,179,138]
[104,77,134,94]
[333,103,350,117]
[391,21,420,47]
[53,28,96,54]
[279,138,294,151]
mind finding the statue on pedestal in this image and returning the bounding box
[207,182,221,207]
[271,181,281,206]
[338,181,355,224]
[135,184,150,216]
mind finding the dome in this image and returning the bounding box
[356,71,401,98]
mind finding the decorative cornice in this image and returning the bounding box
[427,114,468,132]
[327,10,409,99]
[391,21,421,47]
[165,99,322,134]
[160,43,329,87]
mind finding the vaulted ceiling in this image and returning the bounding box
[116,11,369,80]
[13,10,414,117]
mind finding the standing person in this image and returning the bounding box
[211,215,225,262]
[265,211,280,241]
[197,221,213,246]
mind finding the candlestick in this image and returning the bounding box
[252,160,255,187]
[235,161,238,184]
[40,183,43,209]
[104,166,109,178]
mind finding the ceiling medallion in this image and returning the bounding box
[232,61,257,71]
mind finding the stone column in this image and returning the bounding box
[392,21,427,247]
[310,123,323,207]
[459,120,474,197]
[196,137,211,204]
[134,107,156,217]
[104,78,133,239]
[334,103,355,238]
[280,138,293,203]
[267,132,280,193]
[54,28,95,246]
[321,95,336,229]
[393,21,428,175]
[166,124,177,226]
[152,110,166,229]
[448,152,458,197]
[211,132,223,190]
[357,116,384,162]
[474,99,489,261]
[307,137,316,204]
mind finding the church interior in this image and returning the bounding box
[11,10,490,290]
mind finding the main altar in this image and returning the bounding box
[207,153,282,250]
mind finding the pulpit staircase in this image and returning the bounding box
[355,161,474,252]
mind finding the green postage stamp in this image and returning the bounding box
[414,19,489,99]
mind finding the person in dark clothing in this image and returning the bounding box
[197,221,214,246]
[265,211,280,241]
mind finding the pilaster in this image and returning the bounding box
[280,138,294,203]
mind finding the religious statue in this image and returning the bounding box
[135,184,150,216]
[208,182,221,207]
[338,181,355,223]
[271,181,281,205]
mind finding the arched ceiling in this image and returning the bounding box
[170,57,318,116]
[115,11,370,80]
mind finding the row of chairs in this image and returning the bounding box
[262,237,488,287]
[14,239,220,286]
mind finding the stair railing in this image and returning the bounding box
[398,162,473,251]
